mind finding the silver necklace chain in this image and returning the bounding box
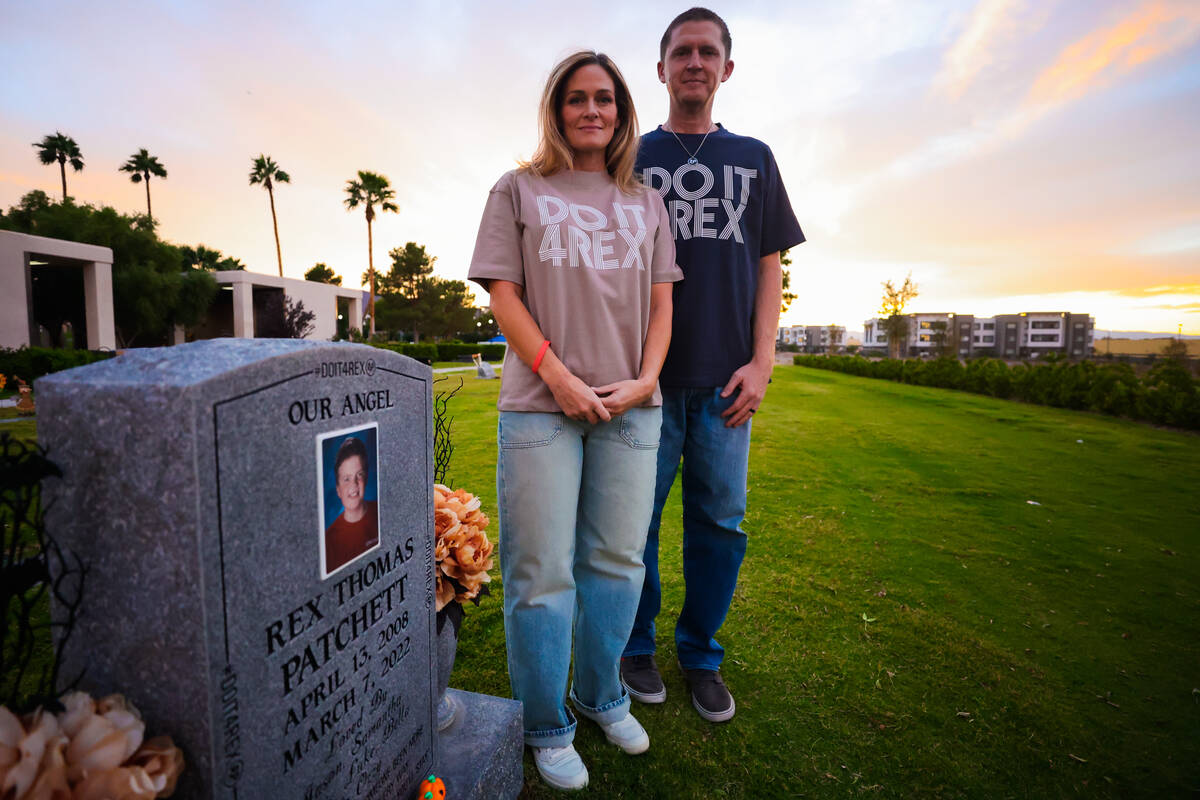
[664,123,715,165]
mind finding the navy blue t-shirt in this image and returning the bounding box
[638,125,805,387]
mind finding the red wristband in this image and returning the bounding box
[531,340,551,374]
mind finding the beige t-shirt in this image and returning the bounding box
[468,168,683,412]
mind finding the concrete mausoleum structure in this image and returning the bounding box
[0,230,117,350]
[182,270,364,343]
[2,230,364,349]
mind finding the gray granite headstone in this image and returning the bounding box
[36,339,438,800]
[471,353,497,380]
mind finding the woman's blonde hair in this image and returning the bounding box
[522,51,641,194]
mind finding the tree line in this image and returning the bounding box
[20,132,485,344]
[794,352,1200,430]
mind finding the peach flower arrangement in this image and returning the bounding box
[433,484,494,612]
[0,692,183,800]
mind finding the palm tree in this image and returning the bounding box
[32,132,84,201]
[344,171,398,337]
[119,148,168,221]
[248,155,291,277]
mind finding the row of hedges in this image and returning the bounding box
[1,341,507,384]
[1,347,115,384]
[794,355,1200,430]
[369,342,506,363]
[436,343,506,361]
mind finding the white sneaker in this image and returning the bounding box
[595,712,650,755]
[532,745,589,790]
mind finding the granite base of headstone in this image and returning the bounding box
[36,339,440,800]
[436,689,522,800]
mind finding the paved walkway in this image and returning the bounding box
[433,364,502,374]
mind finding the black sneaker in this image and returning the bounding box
[682,668,735,722]
[620,654,667,703]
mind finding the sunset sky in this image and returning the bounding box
[2,0,1198,333]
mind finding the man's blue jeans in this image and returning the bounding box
[623,387,751,670]
[497,408,661,747]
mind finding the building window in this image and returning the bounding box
[1031,334,1059,342]
[1031,321,1060,329]
[919,334,932,342]
[983,323,995,330]
[1007,322,1016,329]
[919,321,933,330]
[982,335,994,343]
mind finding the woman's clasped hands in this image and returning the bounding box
[541,362,655,423]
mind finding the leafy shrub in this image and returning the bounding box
[436,343,506,361]
[984,360,1014,399]
[875,357,904,382]
[370,342,438,363]
[922,357,964,389]
[791,353,1199,429]
[1052,361,1095,410]
[0,347,115,383]
[1138,361,1200,428]
[366,342,505,363]
[1086,363,1140,417]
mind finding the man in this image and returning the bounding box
[621,7,805,723]
[324,435,379,574]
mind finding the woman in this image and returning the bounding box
[468,51,681,791]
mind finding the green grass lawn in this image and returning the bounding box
[443,365,1199,798]
[432,360,503,371]
[0,406,37,441]
[9,366,1197,797]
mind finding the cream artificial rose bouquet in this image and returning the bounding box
[0,691,183,800]
[433,485,495,615]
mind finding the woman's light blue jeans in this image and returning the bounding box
[497,408,661,748]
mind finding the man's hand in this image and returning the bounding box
[593,378,655,416]
[720,360,772,428]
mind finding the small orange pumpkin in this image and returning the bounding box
[418,773,446,799]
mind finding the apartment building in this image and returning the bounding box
[992,312,1095,359]
[778,324,845,353]
[777,324,805,346]
[806,324,844,353]
[863,312,1094,358]
[862,318,888,350]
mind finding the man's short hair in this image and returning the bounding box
[659,7,732,61]
[334,435,369,479]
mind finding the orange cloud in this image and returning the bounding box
[1115,284,1200,297]
[1029,1,1200,106]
